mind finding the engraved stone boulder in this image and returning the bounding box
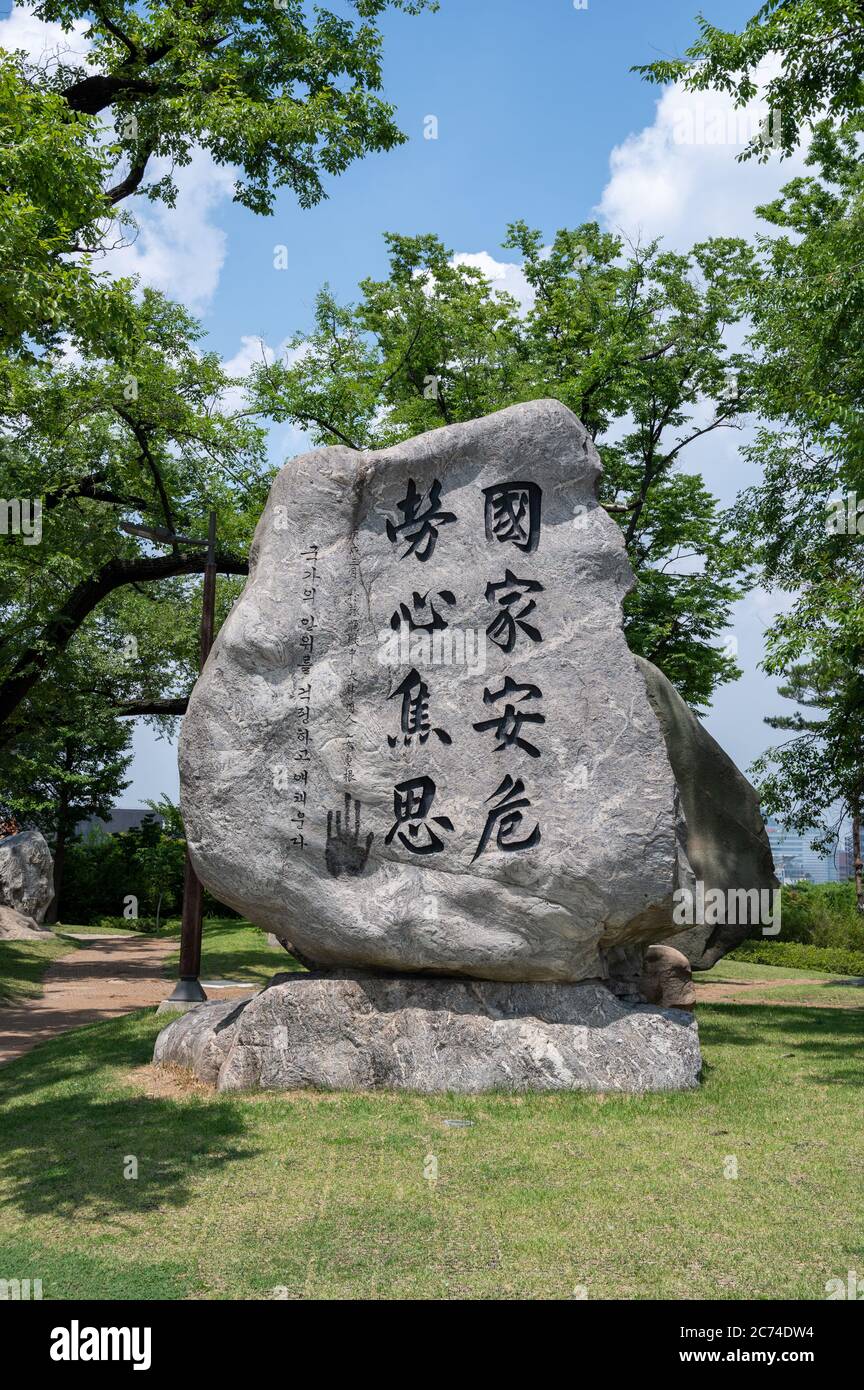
[179,399,694,985]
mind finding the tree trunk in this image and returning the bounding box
[853,813,864,915]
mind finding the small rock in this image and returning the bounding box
[0,828,54,923]
[640,944,696,1011]
[0,905,55,940]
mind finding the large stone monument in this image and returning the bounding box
[155,399,773,1093]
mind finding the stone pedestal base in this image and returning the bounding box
[153,972,701,1094]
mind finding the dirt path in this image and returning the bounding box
[0,936,248,1067]
[695,975,863,1006]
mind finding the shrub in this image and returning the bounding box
[760,881,864,951]
[60,816,239,924]
[730,939,864,977]
[90,915,181,935]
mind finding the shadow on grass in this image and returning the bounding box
[698,1003,864,1082]
[166,919,303,984]
[0,1010,258,1224]
[0,937,80,1004]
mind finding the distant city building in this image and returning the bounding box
[837,833,856,882]
[765,826,839,885]
[75,808,163,838]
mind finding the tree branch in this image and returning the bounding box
[106,145,155,203]
[114,408,178,543]
[0,549,247,741]
[90,5,140,60]
[44,474,149,512]
[117,697,190,717]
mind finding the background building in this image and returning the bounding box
[765,826,840,884]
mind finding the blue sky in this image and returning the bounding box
[207,0,756,355]
[3,0,810,808]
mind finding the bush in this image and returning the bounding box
[730,938,864,977]
[90,915,181,935]
[774,881,864,952]
[60,816,240,924]
[60,817,185,923]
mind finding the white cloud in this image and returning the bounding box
[220,334,312,463]
[451,251,535,312]
[0,3,90,68]
[597,66,810,248]
[222,334,276,380]
[102,149,236,314]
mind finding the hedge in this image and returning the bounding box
[729,939,864,978]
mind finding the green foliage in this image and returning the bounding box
[730,937,864,978]
[27,0,437,214]
[59,815,185,922]
[0,0,435,746]
[726,124,864,853]
[635,0,864,161]
[750,575,864,854]
[252,225,755,707]
[0,288,267,739]
[773,880,864,950]
[57,804,238,922]
[90,914,177,934]
[0,640,134,843]
[0,51,135,368]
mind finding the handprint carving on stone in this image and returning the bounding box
[325,793,374,878]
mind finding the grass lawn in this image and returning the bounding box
[0,923,862,1300]
[55,925,145,938]
[696,958,864,1008]
[0,937,80,1005]
[166,919,298,986]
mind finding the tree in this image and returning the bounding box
[721,124,864,877]
[0,289,265,742]
[133,796,186,927]
[0,1,438,740]
[251,225,754,707]
[733,120,864,586]
[635,0,864,160]
[641,22,864,863]
[0,52,135,369]
[25,0,437,212]
[751,567,864,912]
[0,639,134,919]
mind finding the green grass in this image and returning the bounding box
[0,937,79,1005]
[697,959,843,983]
[695,957,864,1007]
[55,924,142,938]
[0,989,862,1299]
[165,918,297,985]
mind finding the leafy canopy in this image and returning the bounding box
[635,0,864,160]
[26,0,438,211]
